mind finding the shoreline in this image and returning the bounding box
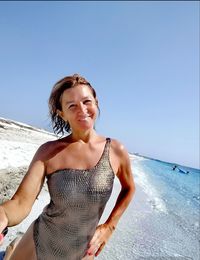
[1,157,199,259]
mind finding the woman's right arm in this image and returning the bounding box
[0,143,48,233]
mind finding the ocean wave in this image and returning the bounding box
[132,162,167,213]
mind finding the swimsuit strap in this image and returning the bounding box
[98,137,111,163]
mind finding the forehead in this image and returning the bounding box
[61,84,94,102]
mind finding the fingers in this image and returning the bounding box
[87,229,101,255]
[0,206,9,233]
[87,224,113,256]
[0,206,9,245]
[87,241,100,256]
[0,233,4,245]
[95,242,105,257]
[87,242,104,257]
[0,223,6,234]
[0,225,8,246]
[0,227,7,245]
[88,226,101,246]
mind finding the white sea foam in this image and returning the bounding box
[132,158,168,213]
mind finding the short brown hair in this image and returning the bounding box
[48,74,98,136]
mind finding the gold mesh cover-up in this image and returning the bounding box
[33,138,115,260]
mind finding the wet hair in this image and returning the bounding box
[48,74,99,136]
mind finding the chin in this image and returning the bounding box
[80,125,94,131]
[74,122,95,132]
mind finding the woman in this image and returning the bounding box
[0,74,135,259]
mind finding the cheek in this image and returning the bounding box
[59,109,71,121]
[93,110,99,122]
[91,105,98,116]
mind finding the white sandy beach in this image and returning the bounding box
[1,117,198,260]
[0,117,144,255]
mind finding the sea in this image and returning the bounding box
[0,118,199,259]
[99,156,200,260]
[0,155,199,260]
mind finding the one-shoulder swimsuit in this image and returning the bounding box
[33,138,115,260]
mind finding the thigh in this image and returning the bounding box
[9,223,37,260]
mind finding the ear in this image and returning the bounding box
[57,109,64,120]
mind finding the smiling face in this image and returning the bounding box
[57,84,98,133]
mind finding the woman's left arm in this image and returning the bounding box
[86,142,135,257]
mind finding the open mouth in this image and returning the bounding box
[77,115,91,121]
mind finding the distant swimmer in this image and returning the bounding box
[172,165,177,171]
[172,165,189,174]
[178,168,189,174]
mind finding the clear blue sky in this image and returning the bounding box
[0,1,199,168]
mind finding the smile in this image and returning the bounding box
[77,115,91,121]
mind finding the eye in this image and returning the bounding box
[83,99,92,104]
[68,104,76,109]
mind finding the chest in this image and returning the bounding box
[47,166,115,206]
[46,144,106,174]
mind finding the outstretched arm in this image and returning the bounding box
[0,143,47,243]
[87,141,135,257]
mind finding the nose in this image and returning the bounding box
[78,102,87,113]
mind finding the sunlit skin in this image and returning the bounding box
[57,84,99,141]
[0,83,135,259]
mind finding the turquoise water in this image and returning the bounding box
[99,156,199,260]
[133,157,199,260]
[140,159,200,222]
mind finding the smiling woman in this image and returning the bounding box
[0,74,135,260]
[49,74,100,135]
[57,85,98,134]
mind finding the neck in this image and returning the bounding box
[70,129,97,143]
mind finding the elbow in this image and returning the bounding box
[128,182,136,201]
[132,181,136,194]
[122,184,135,201]
[129,185,135,200]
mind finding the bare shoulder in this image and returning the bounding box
[109,138,134,191]
[109,138,131,176]
[110,138,130,161]
[37,139,60,151]
[32,139,61,161]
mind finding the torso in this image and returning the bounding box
[34,136,115,259]
[44,135,119,176]
[10,135,121,260]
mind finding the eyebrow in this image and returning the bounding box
[65,96,92,105]
[66,101,75,105]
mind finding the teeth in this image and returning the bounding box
[78,115,90,121]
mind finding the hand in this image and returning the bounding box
[86,223,115,257]
[0,206,8,245]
